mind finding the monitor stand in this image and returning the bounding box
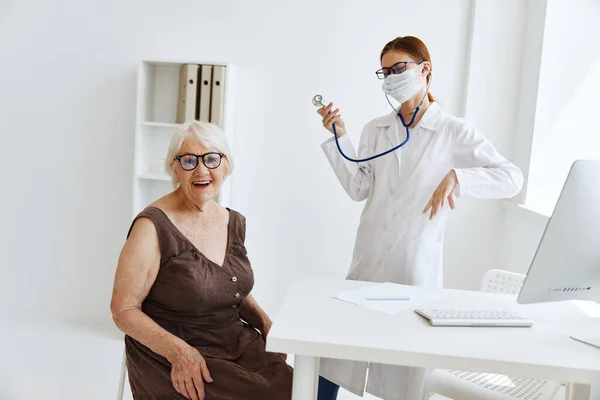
[569,300,600,349]
[570,334,600,350]
[570,315,600,349]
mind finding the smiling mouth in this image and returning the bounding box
[192,181,211,188]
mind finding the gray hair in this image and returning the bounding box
[164,121,233,189]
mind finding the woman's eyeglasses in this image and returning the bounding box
[175,153,224,171]
[375,61,422,80]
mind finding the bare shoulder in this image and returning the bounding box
[128,216,158,242]
[217,203,231,219]
[119,216,161,281]
[221,203,245,224]
[147,192,176,212]
[225,207,246,232]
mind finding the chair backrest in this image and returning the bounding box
[480,269,526,294]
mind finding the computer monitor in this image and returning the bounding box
[517,159,600,348]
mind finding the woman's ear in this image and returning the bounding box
[422,61,432,76]
[222,165,230,180]
[170,160,180,182]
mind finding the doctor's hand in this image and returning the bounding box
[423,170,458,220]
[317,102,346,138]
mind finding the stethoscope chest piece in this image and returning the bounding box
[312,94,326,108]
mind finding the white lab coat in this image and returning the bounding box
[320,103,523,400]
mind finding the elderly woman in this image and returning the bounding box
[110,121,293,400]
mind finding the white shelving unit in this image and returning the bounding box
[132,59,236,217]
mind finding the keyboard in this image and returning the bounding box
[414,308,534,327]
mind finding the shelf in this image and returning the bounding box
[137,172,171,181]
[133,58,235,214]
[144,59,227,67]
[141,122,181,129]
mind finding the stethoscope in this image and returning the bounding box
[312,78,431,163]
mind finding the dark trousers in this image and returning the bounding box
[317,376,340,400]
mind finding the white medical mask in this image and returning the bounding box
[381,63,425,104]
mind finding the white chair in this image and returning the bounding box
[117,347,127,400]
[423,269,570,400]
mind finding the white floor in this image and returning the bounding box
[123,378,567,400]
[0,318,125,400]
[122,374,452,400]
[0,319,571,400]
[122,383,452,400]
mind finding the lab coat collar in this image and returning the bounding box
[376,102,442,131]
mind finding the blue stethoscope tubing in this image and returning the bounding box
[320,75,431,163]
[331,109,418,163]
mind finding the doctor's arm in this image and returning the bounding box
[452,122,524,199]
[319,111,373,201]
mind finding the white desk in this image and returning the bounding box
[266,279,600,400]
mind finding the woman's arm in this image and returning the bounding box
[240,294,286,360]
[424,121,524,218]
[453,122,524,199]
[110,218,212,400]
[321,133,373,201]
[319,105,375,202]
[317,102,371,202]
[110,217,187,359]
[239,293,272,336]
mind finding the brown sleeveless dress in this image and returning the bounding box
[124,207,293,399]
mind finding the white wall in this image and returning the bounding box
[443,0,530,290]
[0,0,518,334]
[510,0,548,205]
[499,2,600,397]
[527,0,600,215]
[500,0,600,272]
[493,0,550,278]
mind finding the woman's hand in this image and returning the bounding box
[423,170,458,220]
[169,345,213,400]
[261,318,287,361]
[261,317,273,337]
[317,102,347,138]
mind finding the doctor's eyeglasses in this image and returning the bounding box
[376,61,422,79]
[175,153,225,171]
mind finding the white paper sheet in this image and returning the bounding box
[333,282,440,315]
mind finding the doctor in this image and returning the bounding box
[316,36,524,400]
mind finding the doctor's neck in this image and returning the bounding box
[399,90,431,128]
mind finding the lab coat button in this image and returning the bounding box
[390,188,396,196]
[377,260,383,268]
[383,224,388,231]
